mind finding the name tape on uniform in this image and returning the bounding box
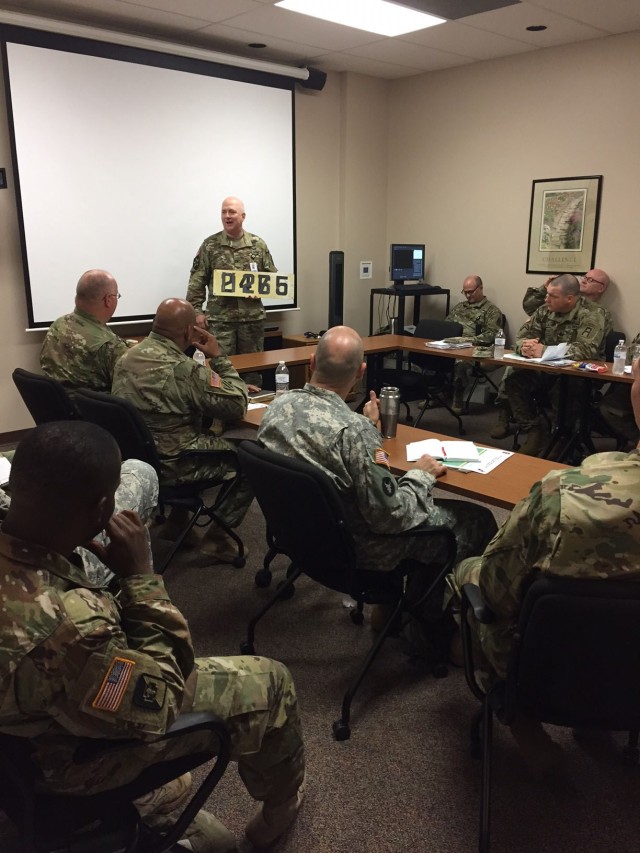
[212,269,295,300]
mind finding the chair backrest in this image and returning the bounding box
[605,330,625,363]
[506,575,640,730]
[238,441,357,594]
[12,368,78,425]
[409,318,464,373]
[72,388,162,473]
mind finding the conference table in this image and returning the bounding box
[239,405,569,510]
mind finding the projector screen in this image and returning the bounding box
[2,27,297,327]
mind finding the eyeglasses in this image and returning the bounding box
[582,276,605,287]
[461,285,480,296]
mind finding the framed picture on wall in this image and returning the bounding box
[526,175,603,274]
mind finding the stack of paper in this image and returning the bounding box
[426,340,473,350]
[504,342,572,365]
[0,457,10,487]
[406,439,480,463]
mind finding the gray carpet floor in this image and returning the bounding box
[1,395,637,852]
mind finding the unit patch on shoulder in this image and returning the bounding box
[191,255,200,272]
[209,370,222,388]
[382,476,396,497]
[133,674,167,712]
[92,657,135,712]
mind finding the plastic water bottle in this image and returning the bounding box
[612,339,627,375]
[193,349,206,366]
[494,328,505,360]
[275,361,289,396]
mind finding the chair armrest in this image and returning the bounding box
[461,583,495,624]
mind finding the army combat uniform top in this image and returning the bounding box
[445,297,504,347]
[0,534,305,802]
[187,230,276,327]
[453,449,640,680]
[112,333,253,528]
[522,285,613,350]
[40,307,128,391]
[515,296,607,360]
[257,384,495,572]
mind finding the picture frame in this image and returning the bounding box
[526,175,603,274]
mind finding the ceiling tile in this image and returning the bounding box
[524,0,640,34]
[318,51,426,79]
[400,19,535,60]
[462,1,607,46]
[349,38,476,71]
[187,22,327,63]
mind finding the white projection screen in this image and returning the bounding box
[2,28,297,327]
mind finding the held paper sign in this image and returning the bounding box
[213,270,295,300]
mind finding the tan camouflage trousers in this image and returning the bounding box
[211,319,264,387]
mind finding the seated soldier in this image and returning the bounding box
[40,269,129,391]
[449,356,640,770]
[112,298,253,562]
[0,421,305,850]
[599,332,640,445]
[445,275,504,413]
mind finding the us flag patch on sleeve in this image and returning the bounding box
[374,448,390,467]
[92,657,135,712]
[209,370,222,388]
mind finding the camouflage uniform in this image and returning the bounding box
[599,331,640,442]
[451,449,640,681]
[445,296,504,396]
[0,536,304,802]
[112,332,253,527]
[257,384,495,571]
[505,296,606,430]
[187,230,276,386]
[523,284,613,341]
[40,308,128,391]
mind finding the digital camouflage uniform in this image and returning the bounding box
[257,384,495,572]
[187,230,277,386]
[445,296,504,397]
[112,332,252,527]
[523,283,614,341]
[40,307,128,391]
[0,536,304,802]
[451,449,640,681]
[505,296,606,430]
[0,458,158,587]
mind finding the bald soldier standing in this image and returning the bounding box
[187,196,276,387]
[40,269,128,391]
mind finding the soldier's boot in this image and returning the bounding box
[245,783,305,849]
[451,384,465,415]
[489,403,512,439]
[509,716,562,778]
[518,423,549,457]
[199,523,249,564]
[155,508,200,548]
[144,809,237,853]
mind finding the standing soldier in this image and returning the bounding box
[187,196,276,387]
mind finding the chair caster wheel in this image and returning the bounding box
[240,641,255,655]
[332,720,351,741]
[431,662,449,679]
[255,569,272,588]
[350,610,364,625]
[622,746,639,767]
[276,581,295,601]
[233,556,246,568]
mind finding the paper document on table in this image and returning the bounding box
[426,340,473,350]
[247,402,268,410]
[504,342,572,365]
[0,457,10,487]
[459,447,513,474]
[406,439,480,463]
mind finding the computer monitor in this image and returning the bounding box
[389,243,425,286]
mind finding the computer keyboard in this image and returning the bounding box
[387,284,444,294]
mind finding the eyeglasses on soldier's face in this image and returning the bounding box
[461,285,480,296]
[581,276,605,287]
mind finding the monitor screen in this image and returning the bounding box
[390,244,425,284]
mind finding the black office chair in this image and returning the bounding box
[463,315,507,412]
[237,441,457,741]
[12,367,79,424]
[460,575,640,853]
[380,318,465,434]
[0,711,231,853]
[72,388,247,573]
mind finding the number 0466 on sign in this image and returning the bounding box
[213,269,295,300]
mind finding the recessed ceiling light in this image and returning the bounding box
[526,25,547,32]
[275,0,446,38]
[248,43,267,48]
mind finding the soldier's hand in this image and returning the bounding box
[86,510,153,578]
[191,325,223,358]
[413,454,447,478]
[195,314,208,330]
[363,390,380,425]
[543,276,557,288]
